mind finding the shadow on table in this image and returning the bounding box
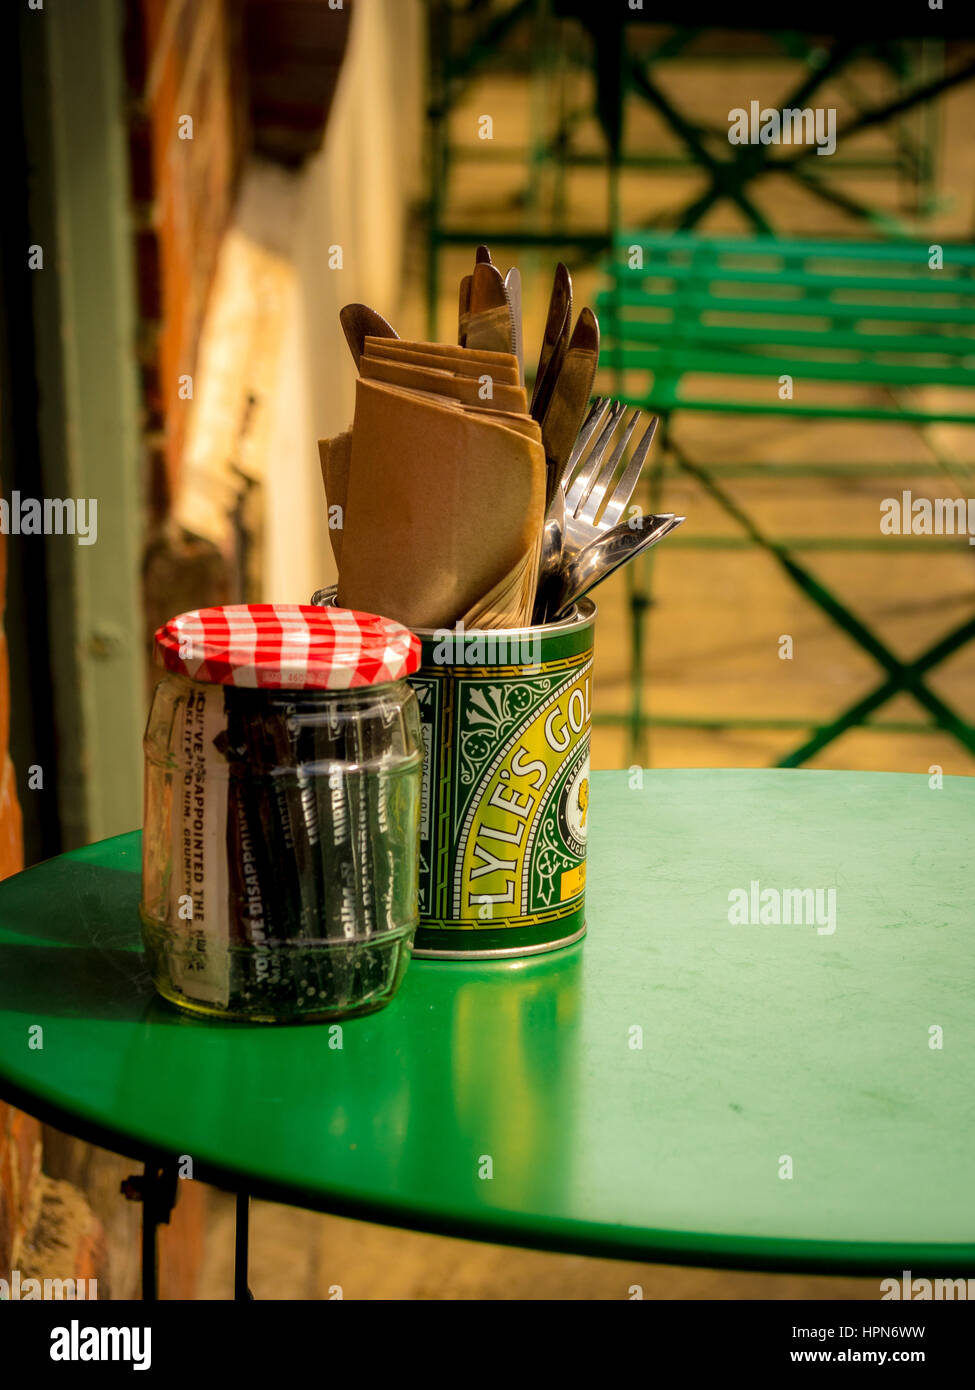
[0,942,156,1022]
[0,848,163,1019]
[0,852,142,949]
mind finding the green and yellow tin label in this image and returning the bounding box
[409,601,595,957]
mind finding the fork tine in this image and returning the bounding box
[600,415,658,528]
[577,408,641,523]
[570,397,609,467]
[558,397,610,498]
[565,400,626,513]
[559,400,611,508]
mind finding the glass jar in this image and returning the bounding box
[141,604,423,1023]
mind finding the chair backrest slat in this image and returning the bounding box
[598,288,975,329]
[607,345,975,388]
[598,314,975,361]
[601,234,975,420]
[613,262,975,298]
[613,231,975,267]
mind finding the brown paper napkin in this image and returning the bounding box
[365,337,518,375]
[462,407,541,441]
[359,354,528,414]
[363,338,520,386]
[461,546,535,629]
[320,408,542,572]
[335,379,545,629]
[318,430,352,565]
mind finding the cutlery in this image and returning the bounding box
[564,410,658,522]
[461,247,495,345]
[466,261,515,355]
[458,274,472,345]
[530,263,572,422]
[560,408,659,567]
[540,306,600,505]
[551,513,685,619]
[533,397,612,618]
[559,397,619,502]
[534,401,661,620]
[340,304,398,370]
[533,485,566,623]
[504,267,524,387]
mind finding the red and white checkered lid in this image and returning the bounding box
[154,604,421,690]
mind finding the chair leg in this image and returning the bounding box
[121,1158,178,1302]
[665,431,975,764]
[626,417,670,767]
[626,563,648,766]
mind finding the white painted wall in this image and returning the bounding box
[263,0,426,605]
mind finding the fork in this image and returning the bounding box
[563,400,657,531]
[533,398,664,620]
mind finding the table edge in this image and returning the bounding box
[3,1070,972,1279]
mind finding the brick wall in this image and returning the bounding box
[0,518,21,884]
[124,0,350,519]
[0,1106,42,1286]
[0,488,114,1297]
[4,0,353,1300]
[0,505,36,1288]
[125,0,245,518]
[0,496,203,1298]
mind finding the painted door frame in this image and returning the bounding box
[19,0,144,847]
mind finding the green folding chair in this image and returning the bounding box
[597,231,975,765]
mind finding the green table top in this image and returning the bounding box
[1,769,972,1273]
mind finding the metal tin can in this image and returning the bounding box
[314,590,595,959]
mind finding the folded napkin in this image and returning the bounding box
[358,354,528,414]
[363,337,521,386]
[318,430,351,566]
[332,379,545,630]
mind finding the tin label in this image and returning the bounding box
[413,652,592,931]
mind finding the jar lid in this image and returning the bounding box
[154,604,421,690]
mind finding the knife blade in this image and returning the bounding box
[465,262,514,355]
[530,262,572,422]
[340,303,398,370]
[540,306,600,506]
[503,267,524,388]
[458,274,472,345]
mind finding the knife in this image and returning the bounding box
[540,307,600,506]
[504,267,524,387]
[465,262,514,356]
[530,262,572,422]
[340,303,398,370]
[458,274,472,345]
[461,247,496,345]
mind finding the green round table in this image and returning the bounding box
[1,769,972,1289]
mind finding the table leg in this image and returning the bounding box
[235,1190,254,1300]
[121,1158,178,1302]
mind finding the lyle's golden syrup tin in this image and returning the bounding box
[411,602,595,958]
[313,591,595,959]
